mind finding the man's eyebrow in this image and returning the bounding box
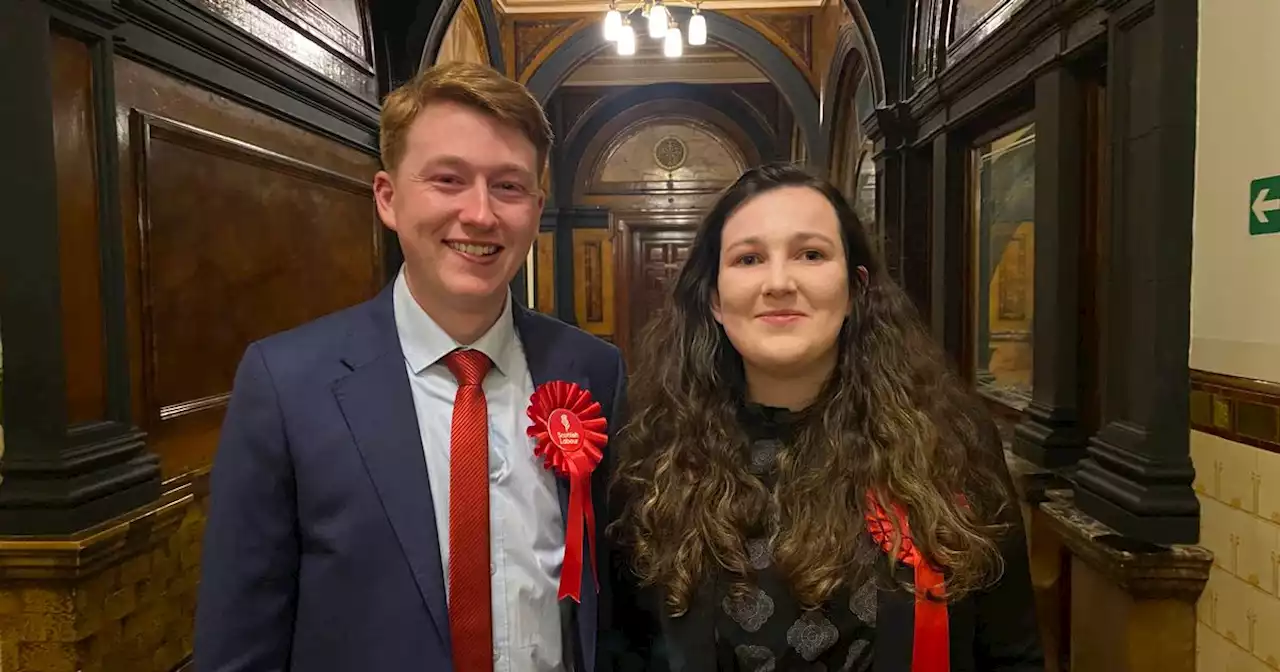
[417,156,534,180]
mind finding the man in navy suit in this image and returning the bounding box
[194,61,627,671]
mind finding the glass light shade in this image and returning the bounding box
[663,26,682,57]
[648,3,668,38]
[604,9,622,41]
[688,12,706,45]
[617,24,636,55]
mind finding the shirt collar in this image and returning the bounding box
[392,267,518,377]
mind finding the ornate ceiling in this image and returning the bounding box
[506,5,821,89]
[495,0,824,14]
[561,35,768,87]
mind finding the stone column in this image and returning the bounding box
[1074,0,1200,545]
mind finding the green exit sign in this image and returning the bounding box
[1250,175,1280,235]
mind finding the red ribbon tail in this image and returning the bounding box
[559,471,588,603]
[912,564,949,672]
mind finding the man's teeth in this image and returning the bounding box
[448,242,499,256]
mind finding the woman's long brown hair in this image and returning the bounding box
[610,163,1017,615]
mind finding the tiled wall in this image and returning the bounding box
[1191,430,1280,671]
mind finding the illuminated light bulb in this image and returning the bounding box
[648,3,668,38]
[688,12,706,45]
[664,26,682,57]
[617,24,636,55]
[604,9,622,41]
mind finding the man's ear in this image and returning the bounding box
[373,170,397,232]
[711,290,723,324]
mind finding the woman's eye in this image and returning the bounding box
[734,253,762,266]
[800,249,826,261]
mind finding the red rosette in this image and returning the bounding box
[526,380,607,602]
[865,495,949,672]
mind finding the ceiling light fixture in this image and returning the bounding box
[602,0,706,56]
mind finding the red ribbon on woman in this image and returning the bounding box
[865,496,949,672]
[526,381,607,602]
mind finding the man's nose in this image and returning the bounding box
[458,182,499,228]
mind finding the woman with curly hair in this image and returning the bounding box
[608,163,1043,671]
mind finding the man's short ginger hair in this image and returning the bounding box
[379,61,553,176]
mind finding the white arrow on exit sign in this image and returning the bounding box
[1253,187,1280,224]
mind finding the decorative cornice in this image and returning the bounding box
[1040,492,1212,602]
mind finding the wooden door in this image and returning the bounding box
[614,213,700,363]
[631,229,696,338]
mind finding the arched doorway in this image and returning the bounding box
[572,107,753,357]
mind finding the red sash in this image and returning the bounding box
[865,498,949,672]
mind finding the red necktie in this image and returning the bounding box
[444,349,494,671]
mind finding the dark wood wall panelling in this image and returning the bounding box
[0,0,383,535]
[870,0,1199,546]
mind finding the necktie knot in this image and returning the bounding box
[444,349,492,387]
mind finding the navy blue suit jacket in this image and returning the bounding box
[194,283,628,671]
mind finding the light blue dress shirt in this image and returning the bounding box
[392,269,565,671]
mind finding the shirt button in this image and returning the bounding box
[490,563,496,575]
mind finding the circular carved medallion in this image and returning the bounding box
[653,135,688,171]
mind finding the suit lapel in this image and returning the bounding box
[514,306,599,672]
[333,287,451,649]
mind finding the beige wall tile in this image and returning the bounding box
[1200,431,1262,511]
[1209,566,1255,651]
[1258,448,1280,525]
[1251,585,1280,669]
[1234,507,1278,590]
[1202,494,1231,572]
[1198,621,1231,672]
[1194,429,1213,495]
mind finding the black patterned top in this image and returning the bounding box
[709,403,878,672]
